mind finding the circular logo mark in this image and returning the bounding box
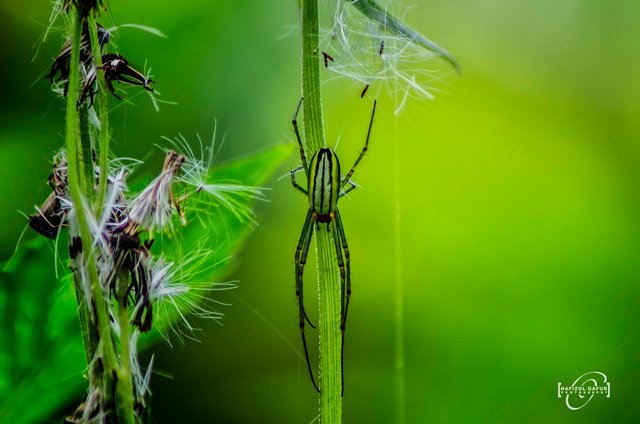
[558,371,610,411]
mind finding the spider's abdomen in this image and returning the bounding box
[308,148,340,217]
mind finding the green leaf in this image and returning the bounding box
[0,144,292,423]
[0,238,86,424]
[347,0,461,72]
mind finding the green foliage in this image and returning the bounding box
[0,239,85,424]
[0,143,291,423]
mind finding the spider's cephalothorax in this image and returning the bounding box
[290,97,376,394]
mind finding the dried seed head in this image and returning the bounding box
[128,151,185,234]
[166,133,267,224]
[128,329,154,404]
[29,192,65,239]
[82,53,154,104]
[28,151,69,239]
[46,23,110,96]
[62,0,106,17]
[320,0,456,112]
[144,251,231,344]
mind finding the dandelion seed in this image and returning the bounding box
[322,50,335,67]
[360,83,370,98]
[164,131,267,224]
[66,386,102,423]
[319,0,455,112]
[141,249,232,344]
[107,23,168,39]
[128,329,154,403]
[128,151,185,234]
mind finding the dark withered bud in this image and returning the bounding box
[81,53,154,105]
[114,231,141,252]
[133,298,153,333]
[29,193,65,239]
[130,259,153,332]
[102,53,154,99]
[68,236,82,260]
[45,23,110,90]
[29,156,69,239]
[63,0,106,17]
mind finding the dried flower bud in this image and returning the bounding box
[128,151,185,234]
[28,193,65,239]
[46,23,110,93]
[103,53,154,96]
[28,152,69,239]
[82,53,154,104]
[63,0,106,17]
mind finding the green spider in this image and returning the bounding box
[290,97,377,393]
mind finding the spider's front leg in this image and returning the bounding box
[342,99,377,184]
[291,165,308,195]
[339,178,357,197]
[292,97,309,173]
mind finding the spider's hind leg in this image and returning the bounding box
[295,210,320,392]
[334,209,351,327]
[330,214,348,396]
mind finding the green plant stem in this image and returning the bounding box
[79,105,94,198]
[116,280,135,424]
[86,11,110,214]
[65,4,93,366]
[301,0,325,149]
[72,270,98,366]
[300,0,342,422]
[65,4,118,411]
[393,112,405,424]
[316,228,343,422]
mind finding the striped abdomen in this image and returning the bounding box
[308,148,341,219]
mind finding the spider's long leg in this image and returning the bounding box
[291,165,308,195]
[339,179,357,198]
[295,210,320,392]
[342,100,376,188]
[334,209,351,336]
[292,97,309,174]
[292,165,314,327]
[295,210,316,328]
[330,217,347,396]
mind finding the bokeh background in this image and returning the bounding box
[1,0,639,422]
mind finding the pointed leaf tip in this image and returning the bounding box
[348,0,461,73]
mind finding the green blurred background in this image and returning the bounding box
[1,0,639,422]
